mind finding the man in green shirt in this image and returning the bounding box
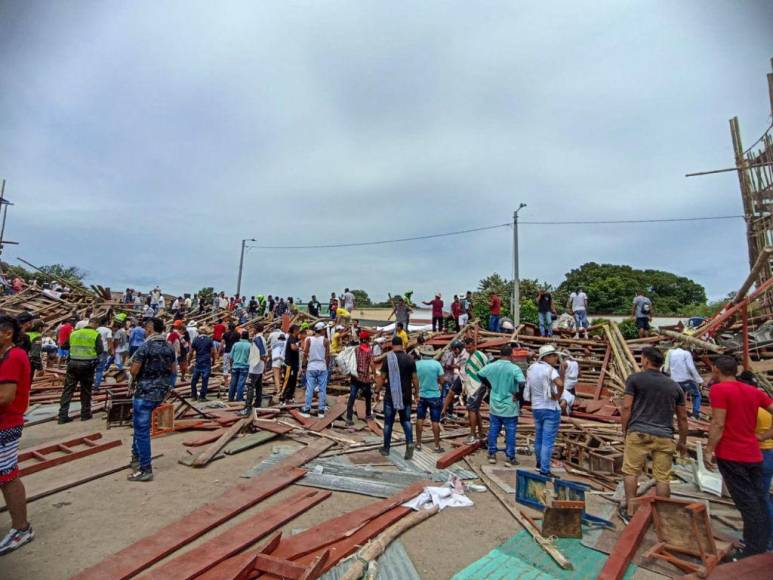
[415,347,445,453]
[479,344,525,466]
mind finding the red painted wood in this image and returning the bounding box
[289,409,315,428]
[73,466,305,580]
[253,419,294,435]
[435,440,480,469]
[307,402,347,432]
[182,429,225,447]
[677,553,773,579]
[597,498,653,580]
[262,481,428,563]
[143,490,330,580]
[196,551,257,580]
[19,434,122,477]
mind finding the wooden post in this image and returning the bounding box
[742,304,750,371]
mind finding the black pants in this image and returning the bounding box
[432,316,443,332]
[717,458,770,556]
[245,373,263,409]
[281,365,299,403]
[346,379,372,420]
[60,361,96,420]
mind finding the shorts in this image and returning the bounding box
[635,317,650,330]
[416,397,442,422]
[622,431,676,483]
[0,425,23,484]
[465,384,487,412]
[272,358,285,369]
[57,348,69,358]
[450,377,463,395]
[573,310,589,329]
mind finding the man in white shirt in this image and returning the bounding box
[524,345,564,476]
[567,289,589,338]
[186,321,199,344]
[94,323,114,390]
[665,347,704,418]
[343,288,355,313]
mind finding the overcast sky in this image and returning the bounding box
[1,1,772,302]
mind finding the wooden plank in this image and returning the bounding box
[307,402,347,432]
[223,431,277,455]
[182,429,226,447]
[196,551,257,580]
[289,409,315,428]
[270,439,335,472]
[597,498,654,580]
[142,490,330,580]
[72,466,306,580]
[436,440,480,469]
[253,419,294,435]
[677,552,773,579]
[19,437,122,477]
[191,418,247,467]
[264,481,428,562]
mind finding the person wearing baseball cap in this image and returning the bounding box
[524,345,565,477]
[345,331,374,426]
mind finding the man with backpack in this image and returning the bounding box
[632,290,653,338]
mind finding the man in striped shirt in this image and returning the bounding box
[463,338,489,444]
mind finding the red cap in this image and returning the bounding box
[358,331,370,340]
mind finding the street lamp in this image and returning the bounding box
[236,238,256,297]
[513,203,527,325]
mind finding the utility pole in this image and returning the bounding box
[236,238,255,297]
[512,203,527,325]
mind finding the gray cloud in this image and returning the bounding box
[1,1,771,302]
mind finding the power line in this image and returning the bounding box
[245,215,744,250]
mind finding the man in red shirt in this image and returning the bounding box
[705,355,773,558]
[488,292,502,332]
[212,319,226,359]
[56,318,75,363]
[422,293,445,333]
[0,315,34,555]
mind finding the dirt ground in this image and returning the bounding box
[2,415,526,580]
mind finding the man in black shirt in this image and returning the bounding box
[308,295,321,318]
[377,337,418,459]
[221,323,240,382]
[281,324,301,405]
[536,288,555,337]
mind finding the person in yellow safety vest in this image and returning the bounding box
[57,317,103,424]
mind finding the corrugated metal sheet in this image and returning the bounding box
[297,461,428,498]
[452,530,639,579]
[386,445,476,481]
[320,539,420,580]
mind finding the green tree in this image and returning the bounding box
[197,287,215,306]
[3,262,86,288]
[351,289,372,307]
[473,273,542,326]
[556,262,706,314]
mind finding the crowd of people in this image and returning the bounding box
[0,282,771,563]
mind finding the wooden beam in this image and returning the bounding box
[436,440,480,469]
[597,497,654,580]
[190,418,247,467]
[73,466,306,580]
[307,401,347,432]
[142,490,330,580]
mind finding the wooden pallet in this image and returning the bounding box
[18,433,122,477]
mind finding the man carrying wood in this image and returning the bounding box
[127,318,176,482]
[619,347,687,522]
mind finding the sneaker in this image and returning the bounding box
[279,401,286,409]
[404,445,415,460]
[464,435,478,445]
[344,419,354,427]
[617,504,631,525]
[57,417,73,424]
[299,410,311,418]
[0,525,35,556]
[378,447,390,457]
[318,413,326,419]
[130,454,140,472]
[415,443,422,451]
[505,457,518,467]
[238,409,250,416]
[80,415,92,421]
[488,455,496,465]
[197,397,207,402]
[127,469,154,482]
[433,446,445,454]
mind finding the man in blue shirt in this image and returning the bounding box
[189,326,215,401]
[415,347,445,453]
[128,322,146,357]
[479,344,526,467]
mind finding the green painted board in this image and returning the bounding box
[452,530,638,580]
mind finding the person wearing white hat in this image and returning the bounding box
[524,344,565,477]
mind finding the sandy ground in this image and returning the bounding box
[1,415,525,580]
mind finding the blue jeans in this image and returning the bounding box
[678,381,702,417]
[488,315,500,332]
[538,312,553,336]
[304,369,329,412]
[346,379,372,420]
[94,352,109,388]
[132,398,161,471]
[573,310,589,329]
[488,414,518,459]
[761,449,773,549]
[533,408,561,475]
[383,399,413,451]
[228,367,249,401]
[191,365,211,398]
